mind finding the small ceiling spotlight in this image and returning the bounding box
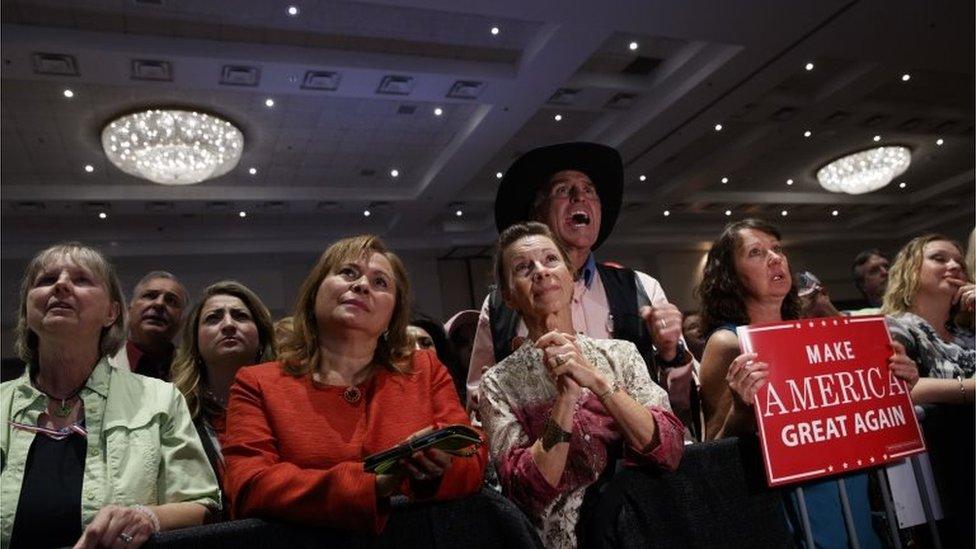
[239,211,247,218]
[490,26,500,36]
[628,41,639,51]
[287,5,299,16]
[264,98,275,108]
[363,209,371,217]
[84,164,94,173]
[495,171,503,179]
[831,210,839,217]
[663,210,671,217]
[433,107,443,116]
[786,178,794,186]
[724,209,732,216]
[721,177,729,184]
[98,212,108,220]
[805,62,815,71]
[803,130,812,138]
[455,209,463,217]
[639,174,647,182]
[781,210,789,217]
[936,138,944,146]
[63,88,74,98]
[872,135,881,142]
[898,182,907,189]
[248,167,258,175]
[714,123,723,131]
[554,114,563,122]
[901,73,911,82]
[390,168,399,178]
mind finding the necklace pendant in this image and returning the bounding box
[343,385,362,404]
[53,400,73,418]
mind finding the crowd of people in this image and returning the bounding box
[1,141,972,549]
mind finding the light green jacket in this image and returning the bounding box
[0,357,221,545]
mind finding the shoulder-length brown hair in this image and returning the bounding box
[697,218,800,336]
[14,242,127,366]
[277,235,413,376]
[882,233,965,316]
[170,280,277,419]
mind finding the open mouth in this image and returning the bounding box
[47,301,73,312]
[569,211,591,227]
[771,273,786,282]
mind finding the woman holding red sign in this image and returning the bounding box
[883,233,975,404]
[696,218,919,549]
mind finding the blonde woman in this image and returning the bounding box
[883,234,975,404]
[170,281,276,487]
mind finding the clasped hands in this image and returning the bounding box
[536,331,609,399]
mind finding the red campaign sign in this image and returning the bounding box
[737,315,926,487]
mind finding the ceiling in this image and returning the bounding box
[2,0,974,261]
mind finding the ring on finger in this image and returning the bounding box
[556,354,567,366]
[119,532,134,544]
[659,318,668,329]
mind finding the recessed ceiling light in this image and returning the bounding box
[628,41,639,51]
[639,174,647,182]
[721,177,729,184]
[805,62,815,71]
[724,209,732,216]
[62,89,74,98]
[433,107,443,116]
[84,164,94,173]
[901,73,911,82]
[786,178,794,186]
[495,171,503,179]
[286,5,299,16]
[238,211,248,218]
[831,209,839,217]
[390,168,399,178]
[714,123,723,131]
[264,98,275,108]
[98,212,107,219]
[663,210,670,217]
[554,114,563,122]
[490,26,500,36]
[872,135,881,142]
[248,167,257,175]
[455,209,463,217]
[803,130,812,138]
[936,138,944,146]
[781,210,788,217]
[898,182,907,189]
[363,209,371,217]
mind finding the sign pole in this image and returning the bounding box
[909,456,943,549]
[793,486,815,549]
[836,478,861,549]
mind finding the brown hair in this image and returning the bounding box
[14,242,127,365]
[492,221,574,294]
[277,235,412,376]
[697,219,800,336]
[170,280,276,419]
[882,234,965,315]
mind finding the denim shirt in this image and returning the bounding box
[0,356,221,545]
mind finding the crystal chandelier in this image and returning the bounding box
[816,146,911,195]
[101,109,243,185]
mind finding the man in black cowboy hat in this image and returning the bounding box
[467,142,698,436]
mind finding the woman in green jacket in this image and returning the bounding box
[1,242,220,548]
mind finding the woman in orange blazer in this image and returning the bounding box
[222,235,486,533]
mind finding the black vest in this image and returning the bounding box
[488,263,658,378]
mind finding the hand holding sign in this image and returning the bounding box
[726,352,769,407]
[888,341,920,390]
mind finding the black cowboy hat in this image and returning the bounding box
[494,142,623,249]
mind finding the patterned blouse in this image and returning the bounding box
[479,335,684,548]
[887,312,975,379]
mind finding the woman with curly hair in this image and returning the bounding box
[696,219,919,548]
[883,234,975,404]
[170,280,277,488]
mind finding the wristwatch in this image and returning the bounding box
[540,416,572,451]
